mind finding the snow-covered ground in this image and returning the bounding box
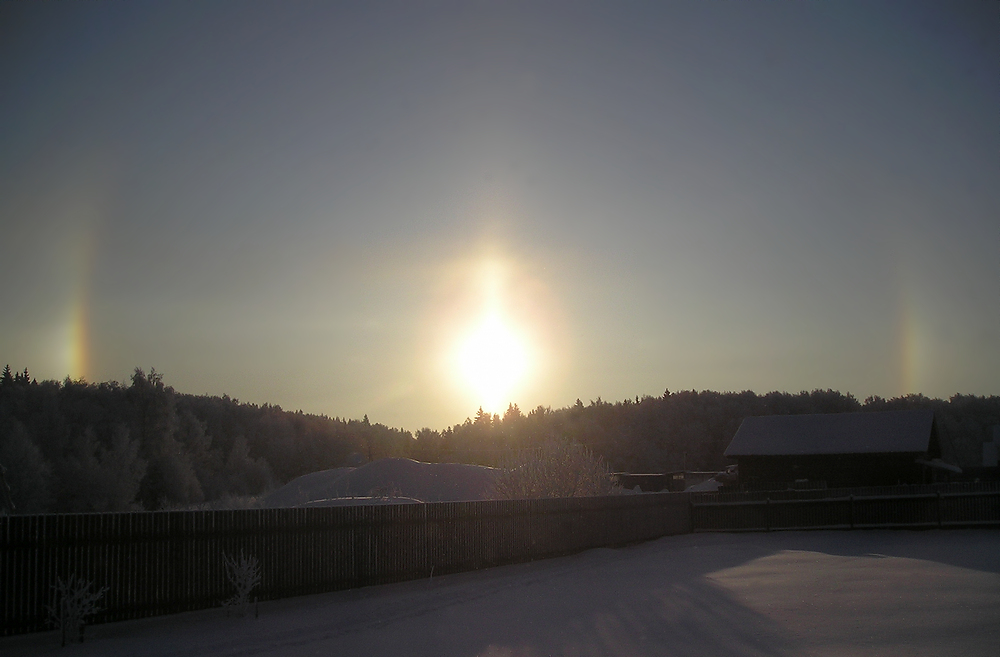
[4,530,998,656]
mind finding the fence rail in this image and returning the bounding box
[0,493,692,636]
[697,480,1000,504]
[692,489,1000,532]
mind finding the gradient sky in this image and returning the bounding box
[2,1,997,430]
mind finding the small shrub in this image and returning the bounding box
[222,550,261,617]
[494,439,621,499]
[45,574,108,646]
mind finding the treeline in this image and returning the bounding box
[414,389,999,474]
[0,366,410,513]
[1,364,998,513]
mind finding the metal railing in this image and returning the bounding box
[692,486,1000,532]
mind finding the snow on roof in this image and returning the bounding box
[724,410,936,457]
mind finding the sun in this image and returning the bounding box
[455,311,530,414]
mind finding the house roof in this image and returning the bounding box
[724,410,936,457]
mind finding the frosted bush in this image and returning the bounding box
[222,550,261,617]
[494,440,620,499]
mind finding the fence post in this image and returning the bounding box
[936,491,942,528]
[765,497,771,532]
[849,495,854,529]
[527,501,533,562]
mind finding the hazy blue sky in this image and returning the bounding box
[2,1,997,430]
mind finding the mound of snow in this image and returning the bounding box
[263,458,497,507]
[263,467,356,507]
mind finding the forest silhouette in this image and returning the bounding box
[0,365,996,513]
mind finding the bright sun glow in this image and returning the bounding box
[456,311,530,414]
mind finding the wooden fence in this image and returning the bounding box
[0,493,692,636]
[692,486,1000,532]
[6,483,997,637]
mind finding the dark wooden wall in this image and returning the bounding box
[736,453,928,488]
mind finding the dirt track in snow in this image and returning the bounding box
[4,529,998,657]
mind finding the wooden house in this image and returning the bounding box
[724,410,953,489]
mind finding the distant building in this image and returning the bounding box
[611,472,669,492]
[724,410,956,489]
[609,471,721,492]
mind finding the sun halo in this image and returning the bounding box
[455,311,530,415]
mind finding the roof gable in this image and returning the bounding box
[724,410,935,457]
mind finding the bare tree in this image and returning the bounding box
[45,574,108,646]
[494,439,620,499]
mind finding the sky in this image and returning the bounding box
[1,1,997,431]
